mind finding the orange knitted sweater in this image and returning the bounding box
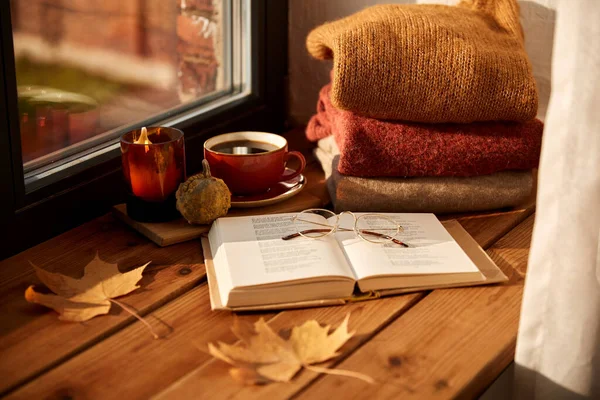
[306,0,538,123]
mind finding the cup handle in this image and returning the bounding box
[281,151,306,182]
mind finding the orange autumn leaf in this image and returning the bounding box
[208,314,374,385]
[25,253,150,322]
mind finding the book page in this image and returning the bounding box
[209,213,355,291]
[332,213,480,279]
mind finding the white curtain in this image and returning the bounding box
[514,0,600,398]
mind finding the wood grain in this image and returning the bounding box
[4,287,276,400]
[151,214,534,400]
[446,206,533,251]
[294,215,535,400]
[441,192,534,250]
[139,210,541,399]
[5,204,529,399]
[0,215,206,396]
[6,288,423,400]
[154,295,424,400]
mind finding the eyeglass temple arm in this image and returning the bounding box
[282,229,409,248]
[282,229,331,240]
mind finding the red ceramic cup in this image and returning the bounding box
[204,131,306,196]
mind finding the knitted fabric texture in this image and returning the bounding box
[316,152,534,214]
[306,84,543,178]
[306,0,538,123]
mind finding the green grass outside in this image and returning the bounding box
[16,56,123,104]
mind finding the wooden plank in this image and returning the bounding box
[152,214,534,400]
[5,287,423,400]
[154,295,425,400]
[294,215,534,400]
[0,215,206,396]
[7,206,531,400]
[442,201,533,250]
[4,287,277,400]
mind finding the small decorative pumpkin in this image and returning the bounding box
[176,159,231,225]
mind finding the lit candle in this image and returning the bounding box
[120,127,185,222]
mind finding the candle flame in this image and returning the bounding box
[135,127,152,153]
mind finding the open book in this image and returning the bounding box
[205,213,507,310]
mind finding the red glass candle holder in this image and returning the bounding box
[120,127,186,222]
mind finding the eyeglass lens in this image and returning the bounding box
[294,209,337,238]
[355,214,399,243]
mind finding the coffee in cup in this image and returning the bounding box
[204,132,306,196]
[210,140,279,155]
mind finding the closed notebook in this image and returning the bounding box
[203,213,508,311]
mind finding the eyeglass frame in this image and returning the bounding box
[281,209,409,247]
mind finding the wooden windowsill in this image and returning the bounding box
[0,131,535,399]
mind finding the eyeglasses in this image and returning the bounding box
[282,209,408,247]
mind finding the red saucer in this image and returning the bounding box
[230,169,306,208]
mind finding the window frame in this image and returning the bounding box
[0,0,288,259]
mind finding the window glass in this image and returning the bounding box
[10,0,230,168]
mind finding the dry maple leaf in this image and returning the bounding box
[25,253,150,323]
[208,314,374,385]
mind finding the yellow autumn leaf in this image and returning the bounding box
[208,314,374,385]
[290,316,354,364]
[25,253,150,322]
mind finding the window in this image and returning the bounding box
[0,0,287,259]
[13,0,238,189]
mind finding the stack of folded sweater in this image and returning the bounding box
[305,0,543,214]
